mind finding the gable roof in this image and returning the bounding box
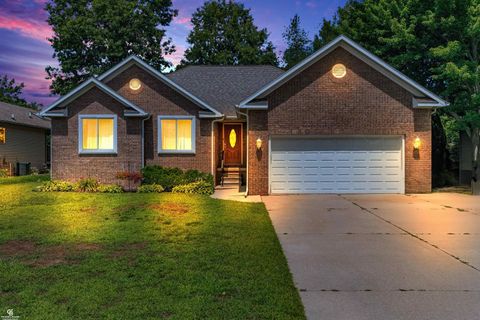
[239,35,449,108]
[39,78,147,117]
[0,101,50,129]
[98,55,223,117]
[166,65,284,117]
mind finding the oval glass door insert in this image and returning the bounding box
[229,129,237,148]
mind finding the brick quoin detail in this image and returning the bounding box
[248,47,432,195]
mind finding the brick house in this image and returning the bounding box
[39,36,448,194]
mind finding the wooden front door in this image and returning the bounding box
[223,124,242,166]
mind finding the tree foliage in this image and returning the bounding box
[181,0,278,66]
[45,0,177,95]
[282,14,311,69]
[0,75,42,110]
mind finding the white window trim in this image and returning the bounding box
[78,114,118,154]
[158,115,196,154]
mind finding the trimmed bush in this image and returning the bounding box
[137,184,165,193]
[76,178,99,192]
[141,166,213,191]
[97,184,124,193]
[0,168,8,178]
[36,180,75,192]
[172,180,214,195]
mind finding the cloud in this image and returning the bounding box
[0,15,52,42]
[173,16,192,27]
[305,1,318,8]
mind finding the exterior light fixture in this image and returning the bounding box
[256,138,263,150]
[413,137,421,150]
[332,63,347,78]
[129,78,142,91]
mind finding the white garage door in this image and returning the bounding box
[270,137,404,194]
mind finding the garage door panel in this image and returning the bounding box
[270,137,403,194]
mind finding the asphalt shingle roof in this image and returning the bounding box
[0,101,50,129]
[166,65,284,116]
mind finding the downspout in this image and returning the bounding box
[211,116,225,179]
[236,108,249,197]
[141,114,151,169]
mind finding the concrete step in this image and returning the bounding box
[223,173,241,178]
[223,177,240,184]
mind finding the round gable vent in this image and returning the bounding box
[332,64,347,78]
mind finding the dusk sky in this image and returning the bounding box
[0,0,346,106]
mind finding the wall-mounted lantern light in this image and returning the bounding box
[129,78,142,91]
[332,63,347,78]
[413,137,421,150]
[256,138,263,150]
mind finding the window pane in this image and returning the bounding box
[98,119,114,149]
[177,119,192,150]
[82,119,98,149]
[0,128,5,144]
[161,119,177,150]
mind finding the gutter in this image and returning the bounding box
[141,114,152,168]
[236,109,249,197]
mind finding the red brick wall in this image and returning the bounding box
[106,66,212,174]
[248,47,432,195]
[51,87,142,188]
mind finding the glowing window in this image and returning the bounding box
[79,115,117,153]
[0,128,5,143]
[332,63,347,78]
[158,116,195,153]
[229,129,236,148]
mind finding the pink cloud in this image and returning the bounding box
[305,1,318,8]
[0,15,52,42]
[173,16,192,27]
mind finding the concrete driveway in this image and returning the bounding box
[263,193,480,320]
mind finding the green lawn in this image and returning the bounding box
[0,175,304,319]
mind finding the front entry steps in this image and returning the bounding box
[218,167,243,190]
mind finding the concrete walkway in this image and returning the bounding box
[211,187,262,202]
[263,193,480,320]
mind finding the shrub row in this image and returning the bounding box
[36,179,123,193]
[172,180,214,195]
[141,166,214,192]
[37,166,215,195]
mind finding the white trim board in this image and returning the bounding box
[98,55,223,117]
[39,78,148,117]
[239,35,448,109]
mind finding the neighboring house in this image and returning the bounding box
[0,101,50,172]
[39,35,448,194]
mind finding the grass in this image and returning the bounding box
[0,175,304,319]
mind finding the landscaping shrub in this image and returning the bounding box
[97,184,124,193]
[172,180,214,195]
[36,180,75,192]
[76,178,99,192]
[137,184,165,193]
[141,166,214,191]
[0,168,8,178]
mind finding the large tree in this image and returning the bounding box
[181,0,278,66]
[282,14,311,69]
[0,75,42,110]
[424,0,480,194]
[45,0,177,95]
